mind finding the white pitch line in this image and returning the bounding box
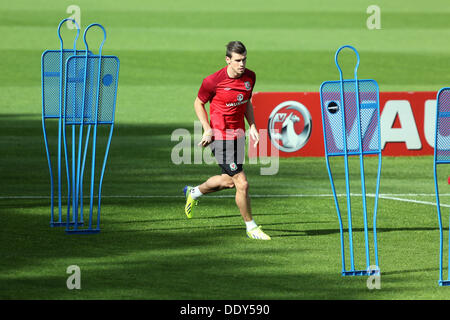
[3,193,450,210]
[365,194,450,197]
[1,194,449,208]
[378,195,450,208]
[0,194,335,199]
[1,193,450,199]
[0,193,381,199]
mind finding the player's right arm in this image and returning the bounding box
[194,97,213,147]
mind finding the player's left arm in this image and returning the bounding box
[245,99,259,147]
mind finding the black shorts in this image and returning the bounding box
[210,137,245,176]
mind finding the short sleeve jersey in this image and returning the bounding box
[197,66,256,140]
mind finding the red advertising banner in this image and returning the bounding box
[250,91,438,157]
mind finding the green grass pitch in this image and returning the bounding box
[2,0,450,299]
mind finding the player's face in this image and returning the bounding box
[226,52,247,77]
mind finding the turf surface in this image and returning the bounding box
[2,0,450,299]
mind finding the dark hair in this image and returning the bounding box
[226,41,247,58]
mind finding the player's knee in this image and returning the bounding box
[235,178,249,192]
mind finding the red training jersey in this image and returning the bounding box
[197,66,256,140]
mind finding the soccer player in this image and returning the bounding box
[183,41,271,240]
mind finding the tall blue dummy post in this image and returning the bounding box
[434,88,450,286]
[63,23,120,234]
[319,45,382,276]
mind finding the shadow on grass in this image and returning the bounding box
[0,206,381,300]
[382,267,439,276]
